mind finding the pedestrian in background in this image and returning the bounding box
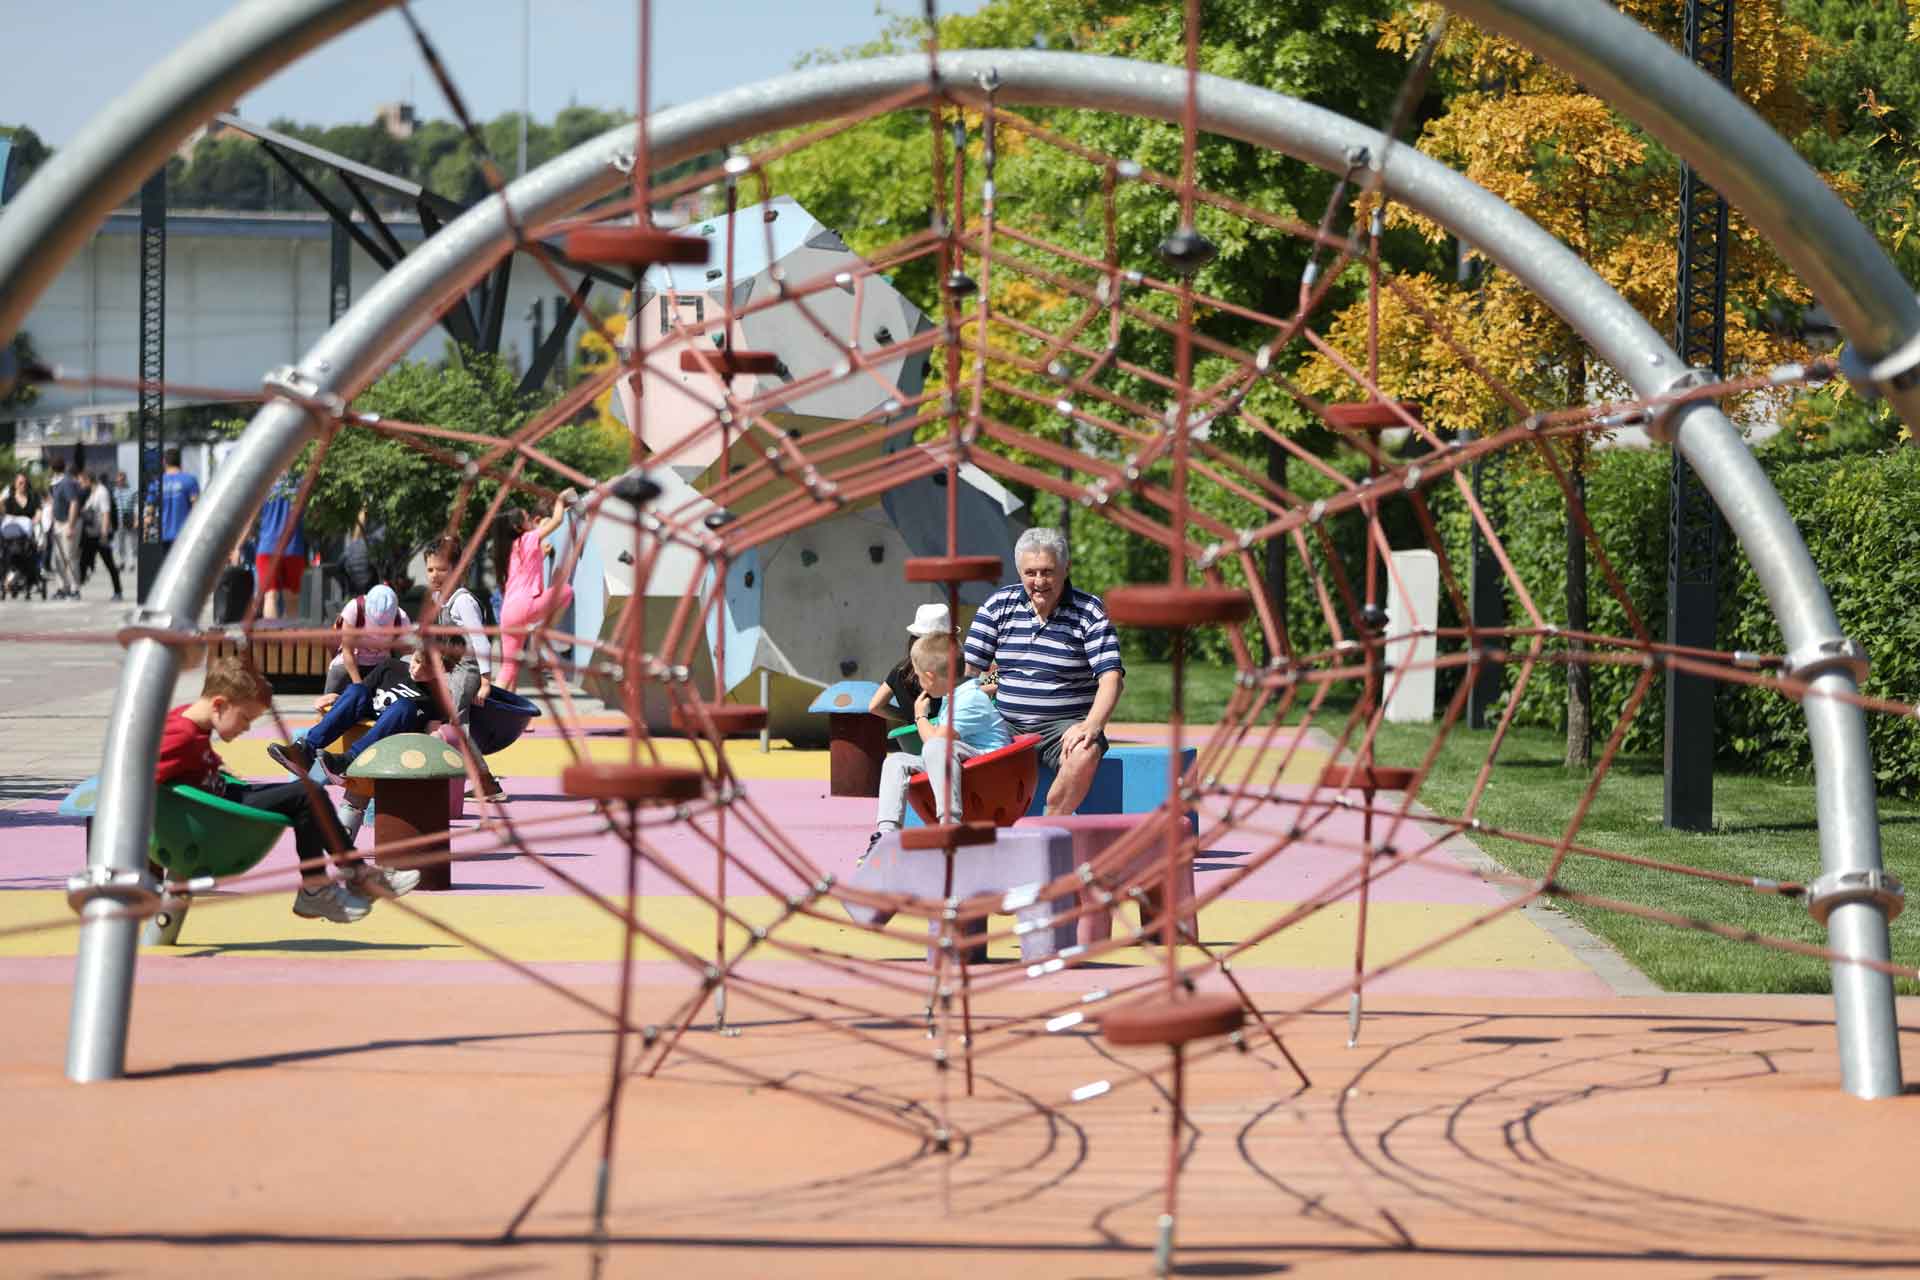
[79,470,124,601]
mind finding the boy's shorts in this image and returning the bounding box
[255,553,307,594]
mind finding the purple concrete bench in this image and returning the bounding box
[1014,812,1195,946]
[842,824,1079,963]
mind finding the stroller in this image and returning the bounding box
[1,515,46,600]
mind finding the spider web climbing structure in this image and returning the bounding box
[7,0,1914,1267]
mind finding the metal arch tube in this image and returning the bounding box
[63,49,1898,1092]
[1441,0,1920,431]
[0,0,395,348]
[27,0,392,1085]
[1666,406,1900,1097]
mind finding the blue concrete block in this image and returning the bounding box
[1029,744,1196,824]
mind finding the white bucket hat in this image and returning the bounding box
[905,602,951,636]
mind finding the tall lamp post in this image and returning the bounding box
[1665,0,1734,832]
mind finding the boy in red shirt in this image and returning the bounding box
[156,656,417,922]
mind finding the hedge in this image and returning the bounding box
[1432,441,1920,795]
[1045,436,1920,795]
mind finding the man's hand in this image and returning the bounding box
[1060,719,1102,760]
[476,676,492,704]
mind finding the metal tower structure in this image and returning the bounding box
[328,220,351,324]
[221,113,618,397]
[1666,0,1735,832]
[134,170,167,602]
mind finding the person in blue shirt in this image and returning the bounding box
[253,473,308,618]
[865,631,1011,860]
[157,448,199,549]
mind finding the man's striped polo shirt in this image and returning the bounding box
[962,581,1124,730]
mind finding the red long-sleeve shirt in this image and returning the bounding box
[154,705,226,791]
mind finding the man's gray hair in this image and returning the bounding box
[1014,526,1070,571]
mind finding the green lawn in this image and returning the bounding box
[1111,660,1243,724]
[1118,662,1920,994]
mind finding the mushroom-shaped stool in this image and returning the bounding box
[346,733,469,891]
[808,680,886,797]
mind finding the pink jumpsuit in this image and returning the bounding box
[496,527,574,687]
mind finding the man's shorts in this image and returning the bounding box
[1028,715,1111,771]
[255,553,307,594]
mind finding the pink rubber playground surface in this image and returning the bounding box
[3,719,1917,1276]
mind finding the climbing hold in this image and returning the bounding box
[1157,227,1217,276]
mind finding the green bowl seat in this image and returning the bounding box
[150,784,291,881]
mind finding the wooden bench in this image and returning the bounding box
[206,620,333,692]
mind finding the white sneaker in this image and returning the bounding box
[292,882,373,923]
[349,864,420,898]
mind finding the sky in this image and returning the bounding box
[4,1,991,147]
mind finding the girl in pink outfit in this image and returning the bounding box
[495,491,576,688]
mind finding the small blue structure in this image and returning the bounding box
[904,743,1198,828]
[807,680,881,717]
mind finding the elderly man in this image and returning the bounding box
[963,527,1124,815]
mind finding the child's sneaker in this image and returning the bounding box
[267,741,316,779]
[855,829,883,870]
[292,881,372,923]
[349,863,420,898]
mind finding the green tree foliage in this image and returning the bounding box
[765,0,1433,663]
[2,331,44,414]
[249,352,624,585]
[1785,0,1920,277]
[165,106,635,213]
[0,124,51,199]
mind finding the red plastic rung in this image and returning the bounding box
[904,555,1002,584]
[679,348,782,377]
[561,763,705,803]
[899,821,999,851]
[1101,992,1244,1047]
[669,703,770,736]
[563,227,711,267]
[1317,762,1419,793]
[1321,401,1421,431]
[1104,585,1252,629]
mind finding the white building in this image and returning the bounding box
[10,208,589,466]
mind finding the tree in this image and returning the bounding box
[2,330,44,415]
[249,352,625,590]
[761,0,1433,663]
[1297,1,1825,769]
[1785,0,1920,279]
[0,124,50,200]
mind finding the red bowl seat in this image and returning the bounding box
[904,732,1042,827]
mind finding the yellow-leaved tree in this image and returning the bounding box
[1298,0,1824,769]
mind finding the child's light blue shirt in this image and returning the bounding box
[932,678,1011,751]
